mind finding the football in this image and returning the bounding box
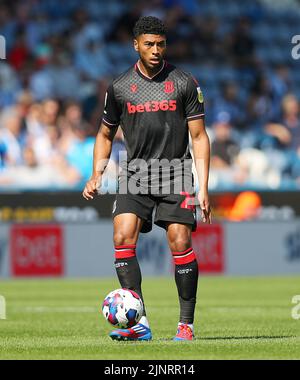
[102,288,143,328]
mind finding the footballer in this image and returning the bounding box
[83,16,211,341]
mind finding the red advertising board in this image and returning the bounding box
[10,225,64,276]
[192,224,224,273]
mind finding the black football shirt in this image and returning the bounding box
[102,60,205,193]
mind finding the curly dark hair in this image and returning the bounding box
[133,16,167,38]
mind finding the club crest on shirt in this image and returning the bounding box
[131,84,138,93]
[164,81,174,94]
[197,87,204,103]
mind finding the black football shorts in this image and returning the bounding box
[112,192,197,233]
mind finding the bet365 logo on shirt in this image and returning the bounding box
[127,100,177,114]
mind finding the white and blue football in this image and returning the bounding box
[102,288,143,328]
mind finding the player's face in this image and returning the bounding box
[134,34,166,71]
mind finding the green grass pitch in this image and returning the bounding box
[0,276,299,360]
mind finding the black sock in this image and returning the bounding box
[174,259,198,324]
[114,256,146,316]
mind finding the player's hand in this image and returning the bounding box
[82,176,102,200]
[198,189,212,224]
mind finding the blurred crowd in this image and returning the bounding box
[0,0,300,190]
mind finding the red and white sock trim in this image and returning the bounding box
[115,244,136,259]
[172,247,196,265]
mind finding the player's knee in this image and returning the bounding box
[169,237,190,252]
[113,231,136,246]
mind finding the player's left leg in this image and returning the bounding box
[154,191,198,340]
[166,222,198,341]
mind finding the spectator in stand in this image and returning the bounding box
[75,36,113,81]
[279,94,300,152]
[24,98,61,160]
[164,0,200,16]
[66,122,95,184]
[233,147,281,188]
[193,15,222,61]
[0,3,15,51]
[247,74,275,129]
[49,51,82,100]
[106,20,138,74]
[107,3,143,43]
[269,64,292,120]
[0,108,24,166]
[0,140,7,169]
[56,102,78,156]
[263,94,300,182]
[209,112,240,189]
[15,90,34,125]
[164,5,196,62]
[8,28,30,71]
[60,100,95,182]
[212,82,246,130]
[63,100,83,130]
[141,0,167,20]
[29,63,54,100]
[41,98,60,128]
[32,123,61,166]
[0,62,20,107]
[24,102,44,143]
[25,11,51,54]
[0,145,79,189]
[82,78,109,126]
[227,16,255,69]
[211,112,240,169]
[71,8,104,53]
[263,94,300,151]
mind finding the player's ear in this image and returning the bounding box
[133,39,139,52]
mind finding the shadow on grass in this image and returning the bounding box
[156,335,296,342]
[198,335,296,341]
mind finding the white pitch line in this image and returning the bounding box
[13,306,98,313]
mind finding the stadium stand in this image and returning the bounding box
[0,0,300,191]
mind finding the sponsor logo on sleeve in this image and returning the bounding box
[197,87,204,103]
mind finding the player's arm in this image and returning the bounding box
[188,118,211,224]
[83,83,121,200]
[82,123,118,200]
[185,75,211,223]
